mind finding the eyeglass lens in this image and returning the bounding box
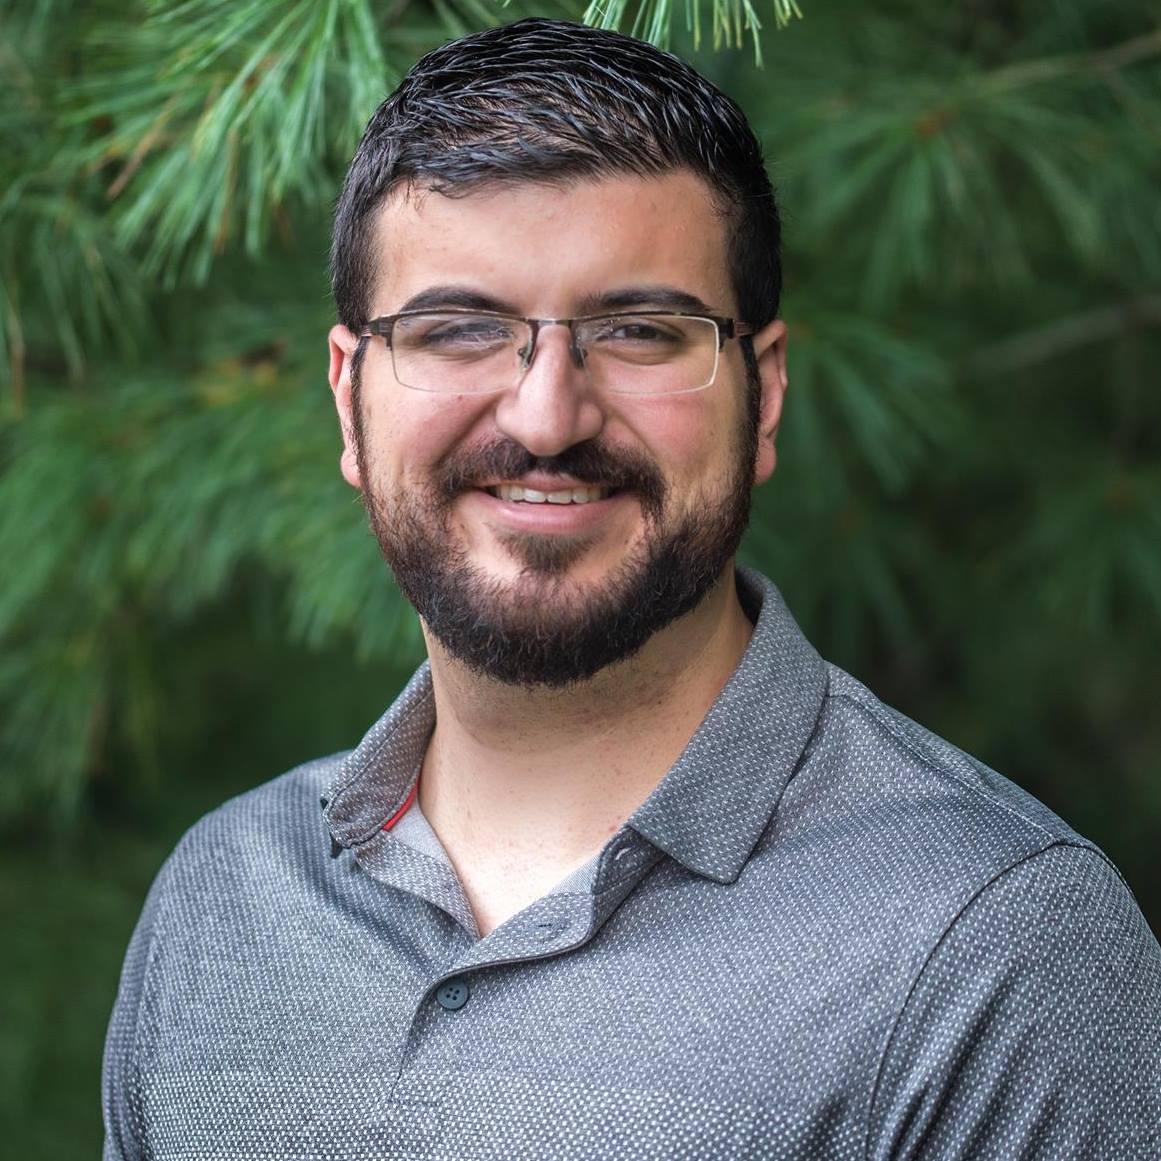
[388,313,720,395]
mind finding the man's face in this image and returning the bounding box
[328,171,786,685]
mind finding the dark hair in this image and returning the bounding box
[330,19,781,334]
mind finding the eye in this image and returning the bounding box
[585,315,690,350]
[424,320,514,346]
[396,313,518,354]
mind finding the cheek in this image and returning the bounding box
[621,394,741,488]
[363,389,495,481]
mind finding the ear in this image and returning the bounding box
[328,324,363,490]
[749,318,788,487]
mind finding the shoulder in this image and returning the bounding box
[819,663,1083,849]
[867,841,1161,1157]
[102,750,352,1150]
[184,751,344,845]
[780,663,1094,909]
[148,751,349,916]
[782,669,1161,1155]
[756,662,1153,1015]
[111,749,358,1027]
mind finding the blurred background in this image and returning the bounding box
[2,0,1159,1153]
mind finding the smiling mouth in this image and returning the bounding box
[484,484,615,505]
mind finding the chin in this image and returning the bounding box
[487,530,626,583]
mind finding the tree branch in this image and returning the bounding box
[966,297,1161,378]
[978,27,1161,94]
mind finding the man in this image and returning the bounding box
[103,18,1161,1160]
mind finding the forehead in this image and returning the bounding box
[368,170,736,315]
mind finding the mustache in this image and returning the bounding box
[438,438,666,515]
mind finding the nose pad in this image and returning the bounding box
[516,322,587,376]
[568,334,586,370]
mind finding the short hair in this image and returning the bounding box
[330,18,781,334]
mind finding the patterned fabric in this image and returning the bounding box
[102,570,1161,1159]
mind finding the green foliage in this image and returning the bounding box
[0,257,424,816]
[68,0,393,282]
[580,0,802,58]
[3,4,1160,1151]
[2,0,1160,908]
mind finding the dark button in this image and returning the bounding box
[435,978,470,1011]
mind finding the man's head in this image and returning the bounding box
[331,18,782,340]
[327,20,788,687]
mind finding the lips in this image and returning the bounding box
[437,437,665,519]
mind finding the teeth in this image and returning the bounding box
[494,484,608,504]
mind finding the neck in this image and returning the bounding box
[417,567,754,933]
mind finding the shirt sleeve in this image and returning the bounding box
[101,853,174,1161]
[868,841,1161,1160]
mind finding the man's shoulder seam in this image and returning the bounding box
[224,750,350,808]
[168,750,352,863]
[826,684,1073,850]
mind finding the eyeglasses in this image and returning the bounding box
[358,309,754,396]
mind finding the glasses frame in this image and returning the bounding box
[358,308,755,396]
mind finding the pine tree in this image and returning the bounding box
[2,0,1159,925]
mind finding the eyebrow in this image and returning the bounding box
[394,286,517,314]
[576,286,717,316]
[390,284,719,318]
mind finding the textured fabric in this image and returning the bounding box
[102,570,1161,1159]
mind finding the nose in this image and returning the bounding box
[493,322,605,457]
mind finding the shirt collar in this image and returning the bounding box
[323,568,829,881]
[321,661,435,852]
[626,568,829,882]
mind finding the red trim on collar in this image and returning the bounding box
[381,781,418,832]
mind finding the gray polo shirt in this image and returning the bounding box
[102,570,1161,1159]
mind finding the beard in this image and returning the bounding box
[352,368,758,688]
